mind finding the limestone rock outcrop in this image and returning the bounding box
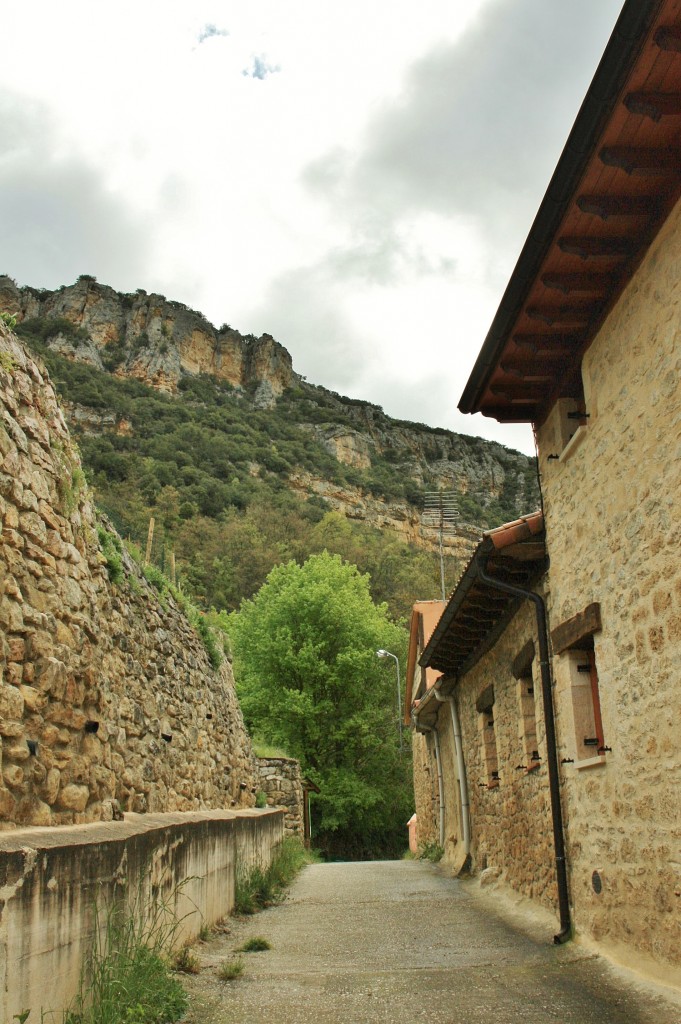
[0,275,293,403]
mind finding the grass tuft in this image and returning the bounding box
[237,936,271,952]
[234,838,308,915]
[62,881,188,1024]
[172,945,201,974]
[217,958,244,981]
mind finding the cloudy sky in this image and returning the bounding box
[1,0,624,454]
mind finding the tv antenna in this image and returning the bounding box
[422,491,459,601]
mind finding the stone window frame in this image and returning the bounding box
[476,684,500,789]
[552,388,590,463]
[551,603,607,769]
[512,640,541,774]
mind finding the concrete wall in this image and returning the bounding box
[0,807,283,1019]
[256,756,305,837]
[536,197,681,980]
[0,328,258,828]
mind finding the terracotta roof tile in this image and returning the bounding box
[484,510,543,550]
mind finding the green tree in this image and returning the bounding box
[229,551,411,859]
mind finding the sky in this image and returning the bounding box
[0,0,624,455]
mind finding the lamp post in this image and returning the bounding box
[376,649,403,751]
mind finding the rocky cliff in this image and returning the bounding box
[0,275,539,562]
[0,274,293,407]
[0,324,258,828]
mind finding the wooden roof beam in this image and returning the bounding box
[599,146,681,175]
[576,194,658,219]
[540,272,615,294]
[488,388,541,405]
[557,236,634,258]
[525,303,599,326]
[512,333,580,352]
[499,364,556,383]
[654,25,681,52]
[624,91,681,121]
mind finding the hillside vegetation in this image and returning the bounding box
[10,284,539,621]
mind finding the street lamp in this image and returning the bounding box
[376,649,403,751]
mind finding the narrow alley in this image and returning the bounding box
[184,860,681,1024]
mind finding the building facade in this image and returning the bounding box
[411,0,681,986]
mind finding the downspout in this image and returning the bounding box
[433,689,471,861]
[477,554,571,944]
[412,706,445,849]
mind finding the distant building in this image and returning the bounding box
[411,0,681,987]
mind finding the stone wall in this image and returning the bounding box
[410,730,439,850]
[0,807,283,1020]
[416,599,556,904]
[536,197,681,980]
[256,756,304,837]
[451,600,555,908]
[0,327,258,827]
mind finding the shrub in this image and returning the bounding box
[97,525,124,585]
[418,841,444,863]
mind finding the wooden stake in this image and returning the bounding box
[145,517,155,565]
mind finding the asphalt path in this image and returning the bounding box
[184,860,681,1024]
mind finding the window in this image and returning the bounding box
[565,643,607,763]
[476,685,499,787]
[513,639,540,772]
[551,603,607,766]
[517,673,540,771]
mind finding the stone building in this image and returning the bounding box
[411,0,681,989]
[404,601,445,854]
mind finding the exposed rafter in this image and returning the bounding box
[459,1,681,426]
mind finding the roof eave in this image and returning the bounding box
[459,0,664,418]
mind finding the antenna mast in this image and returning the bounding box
[422,491,459,601]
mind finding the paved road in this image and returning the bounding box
[185,860,681,1024]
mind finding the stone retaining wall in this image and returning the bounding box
[0,327,257,827]
[0,807,283,1019]
[256,756,304,836]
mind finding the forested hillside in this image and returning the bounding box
[3,275,540,620]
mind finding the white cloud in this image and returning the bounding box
[0,0,625,455]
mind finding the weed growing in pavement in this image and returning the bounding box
[234,838,308,914]
[217,958,244,981]
[418,841,444,863]
[172,945,201,974]
[237,937,272,952]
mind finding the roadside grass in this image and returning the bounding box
[61,882,188,1024]
[234,837,308,915]
[172,945,201,974]
[217,958,244,982]
[237,937,272,952]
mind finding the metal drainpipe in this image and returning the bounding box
[477,554,571,944]
[433,689,471,861]
[413,708,445,849]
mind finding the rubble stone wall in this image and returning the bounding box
[255,756,304,837]
[0,327,257,828]
[451,599,556,907]
[536,196,681,981]
[410,730,439,850]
